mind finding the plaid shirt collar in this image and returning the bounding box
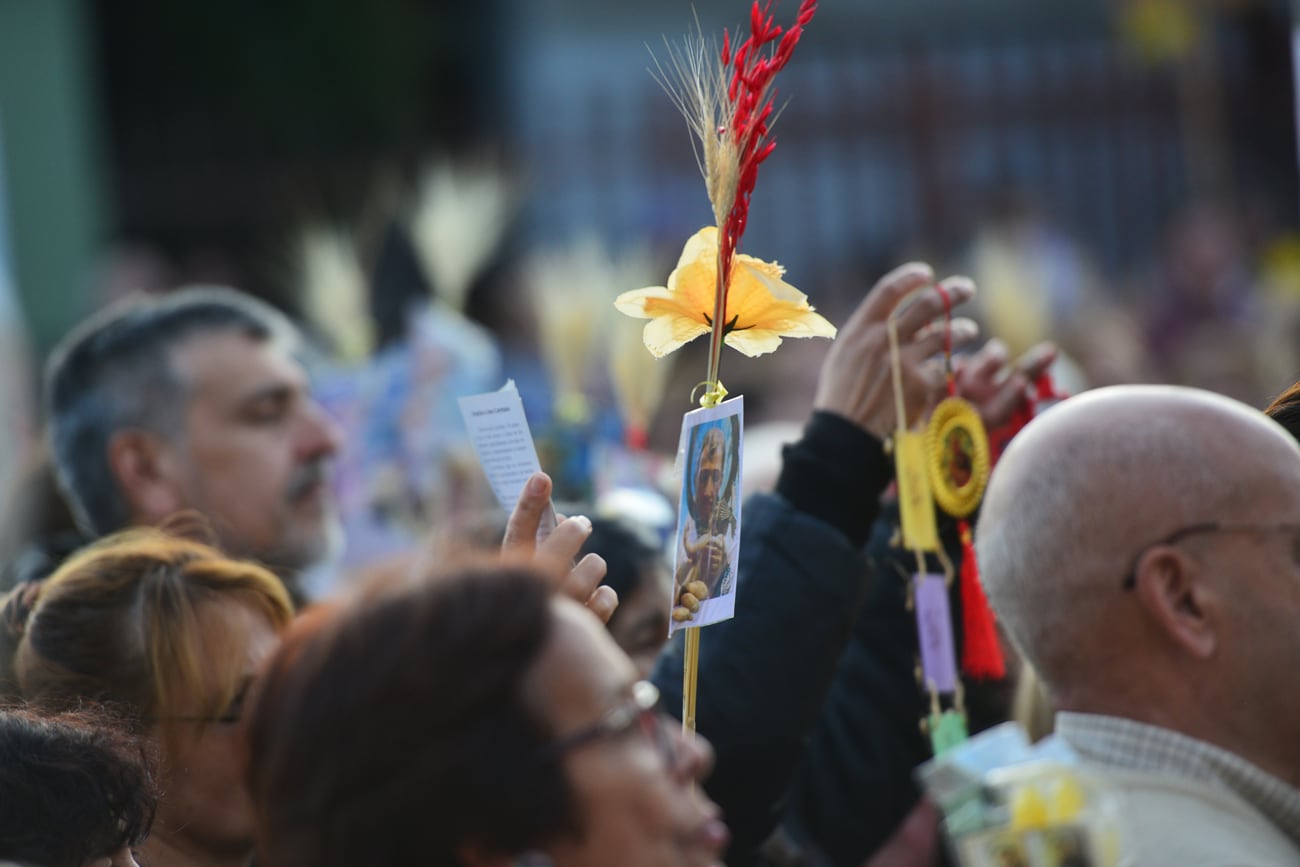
[1057,712,1300,849]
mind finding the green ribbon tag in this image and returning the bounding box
[928,709,968,756]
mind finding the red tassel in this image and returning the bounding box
[959,520,1005,680]
[989,401,1033,464]
[988,371,1068,464]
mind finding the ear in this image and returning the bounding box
[106,429,186,525]
[1132,546,1219,660]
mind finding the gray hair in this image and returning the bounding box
[44,287,298,537]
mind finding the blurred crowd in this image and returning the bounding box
[2,2,1300,866]
[0,202,1299,865]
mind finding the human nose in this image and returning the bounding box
[298,399,344,460]
[673,727,715,784]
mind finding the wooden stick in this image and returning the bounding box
[683,626,701,733]
[682,236,729,735]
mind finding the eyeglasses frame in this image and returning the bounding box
[534,680,677,770]
[1121,520,1300,589]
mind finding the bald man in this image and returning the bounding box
[977,385,1300,864]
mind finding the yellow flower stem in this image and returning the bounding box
[702,241,728,408]
[683,235,730,739]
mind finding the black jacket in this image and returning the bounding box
[652,411,893,864]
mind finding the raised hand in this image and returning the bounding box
[502,472,618,622]
[954,339,1057,429]
[814,263,980,439]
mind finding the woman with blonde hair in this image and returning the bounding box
[2,526,292,867]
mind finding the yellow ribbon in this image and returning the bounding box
[691,379,729,408]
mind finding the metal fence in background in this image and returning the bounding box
[517,37,1187,300]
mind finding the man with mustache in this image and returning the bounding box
[43,287,613,616]
[44,287,347,601]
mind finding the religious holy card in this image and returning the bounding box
[669,396,743,636]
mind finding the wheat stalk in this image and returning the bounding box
[649,24,740,229]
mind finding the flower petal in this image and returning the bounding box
[678,226,719,270]
[643,313,711,358]
[614,286,673,319]
[668,232,721,323]
[728,260,837,338]
[724,328,786,357]
[733,252,788,284]
[613,225,833,359]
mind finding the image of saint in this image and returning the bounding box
[944,426,975,490]
[677,422,739,599]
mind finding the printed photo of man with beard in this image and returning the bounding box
[671,400,742,632]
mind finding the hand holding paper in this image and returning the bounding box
[502,471,618,624]
[459,382,618,623]
[813,263,979,440]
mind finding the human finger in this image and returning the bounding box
[892,361,948,430]
[963,338,1011,385]
[974,343,1058,428]
[903,318,980,362]
[892,277,976,341]
[535,515,593,574]
[557,552,608,607]
[1016,341,1058,380]
[952,338,1010,404]
[977,370,1031,428]
[842,262,936,333]
[501,472,552,555]
[585,585,619,623]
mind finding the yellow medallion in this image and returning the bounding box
[925,397,990,518]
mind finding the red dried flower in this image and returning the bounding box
[716,0,818,300]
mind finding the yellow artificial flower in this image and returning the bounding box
[614,226,837,358]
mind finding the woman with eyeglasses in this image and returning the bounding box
[245,562,727,867]
[1,528,293,867]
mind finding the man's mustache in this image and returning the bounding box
[287,460,333,502]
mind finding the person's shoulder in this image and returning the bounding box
[1097,766,1300,866]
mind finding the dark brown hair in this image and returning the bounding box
[1265,380,1300,444]
[45,286,295,536]
[0,705,158,867]
[246,564,577,867]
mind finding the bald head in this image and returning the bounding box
[976,385,1300,699]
